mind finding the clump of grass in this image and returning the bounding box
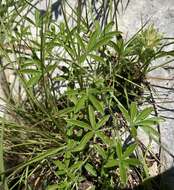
[0,0,173,189]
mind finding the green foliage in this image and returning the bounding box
[0,0,172,189]
[119,102,161,139]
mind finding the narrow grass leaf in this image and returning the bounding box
[27,74,41,87]
[118,105,130,122]
[76,33,86,52]
[14,147,66,173]
[20,69,41,74]
[24,16,36,26]
[35,9,41,27]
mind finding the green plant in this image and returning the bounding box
[0,0,173,189]
[118,102,160,140]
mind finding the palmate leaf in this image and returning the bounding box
[89,54,105,64]
[27,73,41,87]
[88,105,96,129]
[56,170,66,176]
[94,144,107,160]
[87,22,118,52]
[69,161,84,172]
[90,35,114,52]
[74,95,87,113]
[136,107,153,121]
[88,94,103,113]
[73,131,94,152]
[67,119,91,130]
[131,126,138,138]
[66,89,79,96]
[87,88,100,94]
[116,140,123,159]
[96,131,112,146]
[20,58,38,68]
[96,115,110,130]
[65,26,77,43]
[123,143,137,159]
[136,118,160,126]
[87,29,100,52]
[141,125,159,138]
[48,184,60,190]
[45,64,57,73]
[48,181,68,190]
[58,107,74,116]
[85,163,97,177]
[109,41,120,54]
[130,102,138,122]
[119,162,127,186]
[104,159,119,168]
[103,21,114,34]
[124,158,141,166]
[54,160,65,171]
[101,31,119,39]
